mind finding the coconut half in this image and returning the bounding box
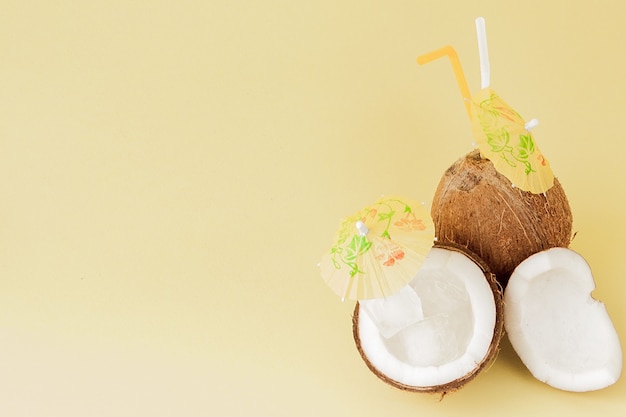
[504,247,623,392]
[353,245,503,393]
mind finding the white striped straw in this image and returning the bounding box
[476,17,490,89]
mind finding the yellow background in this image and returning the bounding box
[1,1,624,415]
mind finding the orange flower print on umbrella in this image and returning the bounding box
[417,17,554,194]
[394,214,426,232]
[319,196,434,301]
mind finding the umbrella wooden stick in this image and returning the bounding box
[417,45,472,120]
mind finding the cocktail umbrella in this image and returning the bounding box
[417,18,554,194]
[319,196,434,301]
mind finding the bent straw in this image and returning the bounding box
[476,17,490,89]
[417,45,472,120]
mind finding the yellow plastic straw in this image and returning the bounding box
[417,45,472,120]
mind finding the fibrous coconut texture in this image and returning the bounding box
[431,150,573,287]
[353,244,503,394]
[504,248,622,392]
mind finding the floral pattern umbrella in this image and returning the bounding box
[470,88,553,193]
[319,196,434,301]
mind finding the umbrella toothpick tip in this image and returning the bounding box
[525,118,539,131]
[356,220,369,236]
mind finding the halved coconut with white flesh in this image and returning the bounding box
[353,245,503,393]
[504,248,623,392]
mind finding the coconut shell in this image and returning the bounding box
[431,150,573,288]
[352,243,504,395]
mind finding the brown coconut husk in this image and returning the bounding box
[431,150,573,288]
[352,243,504,396]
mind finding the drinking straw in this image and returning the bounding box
[417,45,472,120]
[476,17,490,89]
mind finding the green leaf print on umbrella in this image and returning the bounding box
[331,234,372,278]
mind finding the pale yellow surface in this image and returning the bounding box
[0,1,624,416]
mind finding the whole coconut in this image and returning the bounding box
[431,150,573,287]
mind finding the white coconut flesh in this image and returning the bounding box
[357,247,498,389]
[504,247,623,392]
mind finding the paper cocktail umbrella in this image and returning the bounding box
[319,196,434,301]
[417,18,554,194]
